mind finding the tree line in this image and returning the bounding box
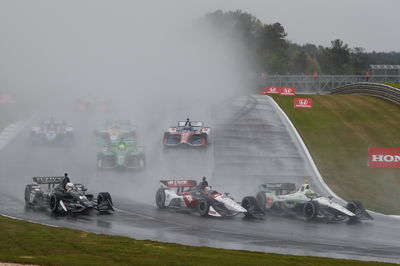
[202,10,400,75]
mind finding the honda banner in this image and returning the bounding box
[294,98,313,108]
[261,86,280,95]
[279,87,296,96]
[368,147,400,168]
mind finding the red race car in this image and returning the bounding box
[155,179,254,217]
[163,121,211,148]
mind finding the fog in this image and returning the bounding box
[0,1,260,204]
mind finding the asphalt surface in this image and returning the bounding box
[0,95,399,263]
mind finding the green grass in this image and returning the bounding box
[271,94,400,214]
[0,215,394,266]
[381,83,400,89]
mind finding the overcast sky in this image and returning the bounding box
[0,0,398,92]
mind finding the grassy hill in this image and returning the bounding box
[271,94,400,214]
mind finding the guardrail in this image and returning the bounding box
[330,82,400,105]
[255,75,400,93]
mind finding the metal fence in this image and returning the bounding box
[330,83,400,105]
[259,75,400,93]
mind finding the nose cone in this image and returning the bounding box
[225,199,247,213]
[181,133,191,143]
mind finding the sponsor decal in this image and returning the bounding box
[165,180,196,187]
[294,98,313,108]
[261,86,280,95]
[279,87,296,96]
[368,147,400,168]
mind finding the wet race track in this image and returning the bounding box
[0,95,399,263]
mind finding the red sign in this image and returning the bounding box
[294,98,313,108]
[266,86,280,94]
[279,87,296,96]
[368,148,400,168]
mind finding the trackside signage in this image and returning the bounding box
[261,86,280,94]
[368,148,400,168]
[294,98,313,108]
[279,87,296,96]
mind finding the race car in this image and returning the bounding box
[243,181,373,222]
[94,120,137,146]
[76,96,110,112]
[24,176,114,214]
[155,180,261,217]
[30,119,73,145]
[163,121,211,148]
[97,138,145,170]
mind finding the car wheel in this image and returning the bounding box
[98,192,113,206]
[155,189,166,208]
[50,194,60,214]
[346,200,362,215]
[303,201,319,220]
[256,191,267,210]
[241,196,261,216]
[197,198,210,217]
[24,185,32,205]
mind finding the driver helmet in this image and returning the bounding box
[186,118,190,121]
[204,186,211,193]
[66,182,74,190]
[119,144,126,149]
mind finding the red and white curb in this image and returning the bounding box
[0,121,24,150]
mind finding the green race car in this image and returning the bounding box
[97,139,145,170]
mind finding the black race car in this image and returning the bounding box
[24,176,114,214]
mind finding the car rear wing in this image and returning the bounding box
[160,180,197,188]
[33,176,64,184]
[177,121,204,127]
[259,183,296,192]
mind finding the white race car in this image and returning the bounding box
[242,181,373,222]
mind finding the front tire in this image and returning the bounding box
[98,192,113,206]
[155,189,166,208]
[197,198,210,217]
[241,196,262,217]
[303,201,319,220]
[346,200,362,215]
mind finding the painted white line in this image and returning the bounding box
[267,96,347,204]
[0,213,59,228]
[0,121,25,151]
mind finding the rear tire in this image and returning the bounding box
[197,198,210,217]
[155,189,166,208]
[50,194,60,213]
[303,201,319,220]
[24,185,33,205]
[346,200,362,215]
[256,191,267,210]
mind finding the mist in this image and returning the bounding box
[0,1,258,203]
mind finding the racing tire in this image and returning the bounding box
[24,185,33,205]
[98,192,113,206]
[242,196,262,217]
[49,194,61,214]
[197,198,210,217]
[155,189,166,208]
[303,201,319,221]
[346,200,363,215]
[256,191,267,210]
